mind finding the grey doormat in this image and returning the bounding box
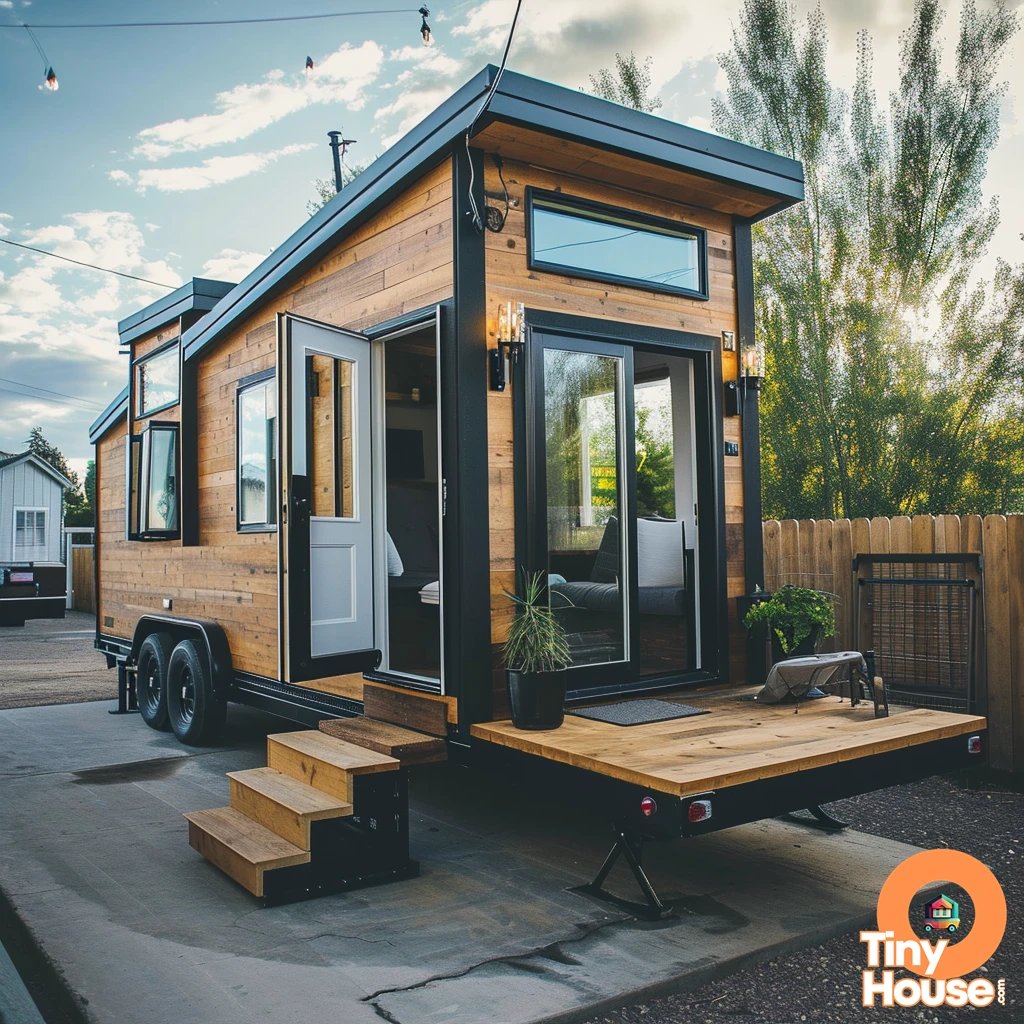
[569,698,709,726]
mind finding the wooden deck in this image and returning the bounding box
[471,687,986,798]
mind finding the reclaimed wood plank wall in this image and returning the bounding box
[763,514,1024,772]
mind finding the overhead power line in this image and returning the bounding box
[0,384,104,413]
[0,377,106,412]
[1,9,421,30]
[0,237,178,289]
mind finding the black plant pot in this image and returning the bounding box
[771,626,821,665]
[506,670,566,730]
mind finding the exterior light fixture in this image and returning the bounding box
[721,330,735,352]
[419,7,432,45]
[724,335,764,416]
[43,66,59,91]
[305,56,315,75]
[489,300,525,391]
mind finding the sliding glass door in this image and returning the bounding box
[531,330,701,694]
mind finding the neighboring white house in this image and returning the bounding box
[0,451,73,565]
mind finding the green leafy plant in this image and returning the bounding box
[502,570,572,674]
[743,584,836,655]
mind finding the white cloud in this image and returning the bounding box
[0,2,14,8]
[107,169,132,185]
[200,248,265,283]
[133,41,384,160]
[134,143,315,192]
[375,87,457,149]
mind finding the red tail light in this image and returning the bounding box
[967,735,982,755]
[640,796,657,817]
[688,799,712,823]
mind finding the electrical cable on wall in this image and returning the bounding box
[464,0,524,232]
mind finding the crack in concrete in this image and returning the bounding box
[361,914,630,1017]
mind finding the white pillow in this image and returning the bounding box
[386,532,404,577]
[636,518,684,588]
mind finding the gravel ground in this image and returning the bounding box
[0,611,114,710]
[587,771,1022,1024]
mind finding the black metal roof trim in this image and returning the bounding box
[490,69,803,188]
[118,277,235,347]
[88,385,129,443]
[181,66,805,366]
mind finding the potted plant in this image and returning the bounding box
[502,570,572,730]
[742,584,836,662]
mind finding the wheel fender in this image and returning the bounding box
[131,615,233,699]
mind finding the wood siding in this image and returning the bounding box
[97,161,454,684]
[481,155,747,680]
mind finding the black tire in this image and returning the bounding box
[136,632,173,730]
[166,639,226,746]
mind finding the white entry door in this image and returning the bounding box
[283,315,379,681]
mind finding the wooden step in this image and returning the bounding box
[184,806,309,898]
[362,681,452,736]
[266,730,399,801]
[318,717,448,766]
[227,767,353,848]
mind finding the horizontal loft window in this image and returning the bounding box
[527,189,708,300]
[237,374,277,531]
[135,343,180,417]
[127,423,179,540]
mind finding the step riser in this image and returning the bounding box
[267,740,354,802]
[188,820,264,897]
[229,777,310,849]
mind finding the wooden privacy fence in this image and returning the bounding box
[72,546,96,613]
[762,515,1024,774]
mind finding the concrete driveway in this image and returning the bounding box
[0,696,924,1024]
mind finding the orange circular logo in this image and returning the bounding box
[876,849,1006,980]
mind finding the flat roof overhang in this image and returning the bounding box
[181,66,804,367]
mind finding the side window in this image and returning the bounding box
[126,423,179,540]
[134,343,180,418]
[14,508,47,558]
[237,375,277,531]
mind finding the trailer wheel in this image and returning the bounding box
[136,632,173,730]
[166,639,226,746]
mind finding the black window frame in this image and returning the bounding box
[235,368,278,533]
[526,187,709,302]
[133,339,181,420]
[126,420,180,541]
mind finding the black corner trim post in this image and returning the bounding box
[451,144,493,739]
[735,219,767,685]
[180,356,199,546]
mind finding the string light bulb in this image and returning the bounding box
[419,6,432,45]
[305,55,314,75]
[42,66,59,91]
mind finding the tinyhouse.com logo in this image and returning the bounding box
[860,849,1007,1009]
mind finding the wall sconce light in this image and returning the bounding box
[721,330,735,352]
[724,336,765,415]
[489,300,525,391]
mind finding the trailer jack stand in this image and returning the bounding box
[783,804,849,831]
[572,828,674,920]
[108,662,138,715]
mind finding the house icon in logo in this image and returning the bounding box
[924,894,961,934]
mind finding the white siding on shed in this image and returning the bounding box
[0,460,66,563]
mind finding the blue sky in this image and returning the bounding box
[1,0,1021,481]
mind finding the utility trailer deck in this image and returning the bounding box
[472,687,986,916]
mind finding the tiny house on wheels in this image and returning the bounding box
[91,68,987,910]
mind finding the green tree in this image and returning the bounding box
[26,426,93,525]
[306,161,371,217]
[713,0,1023,519]
[588,52,663,113]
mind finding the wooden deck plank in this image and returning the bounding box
[470,687,985,798]
[318,718,448,765]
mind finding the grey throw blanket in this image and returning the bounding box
[756,651,868,705]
